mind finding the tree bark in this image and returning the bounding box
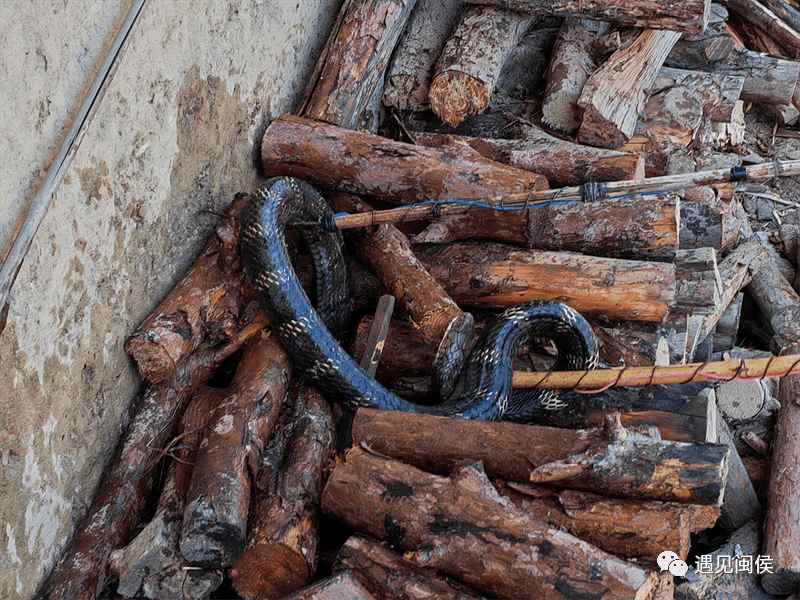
[260,114,549,206]
[229,386,336,600]
[34,311,268,600]
[322,448,659,600]
[428,4,536,126]
[463,0,711,32]
[179,332,292,569]
[280,571,377,600]
[577,29,683,148]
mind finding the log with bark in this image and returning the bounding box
[383,0,464,113]
[333,534,484,600]
[665,3,733,69]
[427,4,536,126]
[577,29,683,148]
[229,385,336,600]
[761,341,800,595]
[721,0,800,53]
[296,0,418,131]
[717,45,800,105]
[413,242,721,322]
[503,487,719,563]
[260,114,549,206]
[462,0,711,32]
[412,128,645,187]
[322,448,660,600]
[280,571,377,600]
[179,331,292,568]
[35,309,268,600]
[352,408,729,503]
[110,386,226,599]
[541,17,611,133]
[124,194,247,384]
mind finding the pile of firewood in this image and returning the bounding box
[37,1,800,599]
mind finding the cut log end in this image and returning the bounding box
[230,545,310,600]
[429,71,490,127]
[123,336,175,384]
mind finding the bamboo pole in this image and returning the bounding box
[513,353,800,391]
[332,158,800,230]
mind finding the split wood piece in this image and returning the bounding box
[665,4,733,69]
[414,194,738,260]
[721,0,800,52]
[746,235,800,351]
[180,331,292,569]
[383,0,464,112]
[714,408,763,536]
[229,385,336,600]
[717,45,800,105]
[761,341,800,595]
[352,408,729,503]
[675,519,774,600]
[280,571,377,600]
[576,29,682,149]
[333,534,484,600]
[503,487,719,563]
[323,448,659,600]
[412,128,644,187]
[359,294,395,378]
[428,5,535,126]
[652,67,744,124]
[110,385,226,599]
[123,194,247,384]
[260,116,550,208]
[35,310,268,600]
[295,0,417,131]
[462,0,711,32]
[413,241,720,322]
[541,18,611,133]
[330,193,470,355]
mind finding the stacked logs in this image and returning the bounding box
[36,0,800,599]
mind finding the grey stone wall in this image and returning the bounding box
[0,1,340,597]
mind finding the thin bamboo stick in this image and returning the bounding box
[332,158,800,230]
[513,353,800,391]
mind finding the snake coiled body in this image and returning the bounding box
[241,177,599,422]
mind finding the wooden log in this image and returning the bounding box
[413,194,738,260]
[359,295,395,378]
[110,386,226,599]
[714,408,763,536]
[502,487,719,563]
[717,45,800,105]
[665,4,733,69]
[296,0,417,131]
[463,0,711,32]
[260,114,549,205]
[280,571,377,600]
[541,18,611,133]
[761,341,800,595]
[34,311,268,600]
[747,235,800,351]
[761,0,800,35]
[577,29,682,149]
[229,385,336,600]
[653,67,744,124]
[352,408,729,503]
[330,193,471,369]
[334,534,484,600]
[428,4,536,126]
[322,448,659,600]
[123,194,247,383]
[180,331,292,568]
[721,0,800,52]
[413,241,718,322]
[383,0,464,112]
[412,128,645,187]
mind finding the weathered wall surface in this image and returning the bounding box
[0,1,340,597]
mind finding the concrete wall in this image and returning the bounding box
[0,1,340,597]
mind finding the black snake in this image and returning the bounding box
[240,177,599,422]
